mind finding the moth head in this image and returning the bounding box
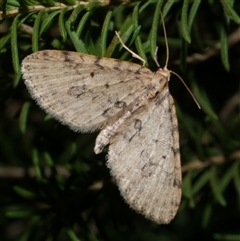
[156,66,171,81]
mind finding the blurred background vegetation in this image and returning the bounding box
[1,0,240,240]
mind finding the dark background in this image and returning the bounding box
[1,1,240,240]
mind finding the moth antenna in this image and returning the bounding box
[160,12,200,109]
[170,70,201,109]
[160,12,169,69]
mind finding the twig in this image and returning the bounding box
[174,27,240,64]
[181,151,240,172]
[1,151,239,178]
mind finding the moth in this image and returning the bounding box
[21,33,182,224]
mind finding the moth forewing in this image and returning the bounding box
[22,50,153,132]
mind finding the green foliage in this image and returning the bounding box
[1,0,240,240]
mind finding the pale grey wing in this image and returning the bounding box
[21,50,153,132]
[107,87,181,224]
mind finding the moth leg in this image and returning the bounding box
[115,31,146,67]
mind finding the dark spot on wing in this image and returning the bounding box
[105,83,109,88]
[91,95,98,101]
[90,72,94,77]
[155,89,169,106]
[62,51,73,62]
[102,108,114,118]
[162,155,166,159]
[173,178,181,188]
[68,85,86,98]
[135,68,142,75]
[94,56,101,64]
[114,101,127,109]
[72,65,83,75]
[141,160,158,178]
[96,64,104,69]
[127,132,136,142]
[171,199,180,207]
[42,50,50,58]
[171,147,180,156]
[126,68,133,74]
[134,119,142,131]
[80,55,84,62]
